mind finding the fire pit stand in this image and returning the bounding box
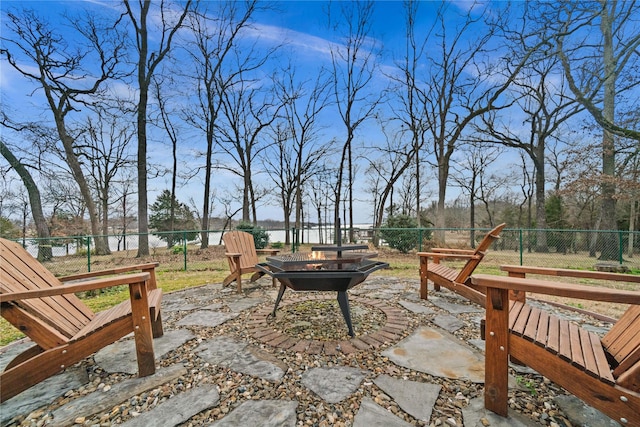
[255,244,388,337]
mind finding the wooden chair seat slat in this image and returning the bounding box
[512,303,531,336]
[535,310,550,347]
[546,313,560,354]
[558,319,572,362]
[523,307,541,342]
[579,327,599,378]
[430,264,458,281]
[569,322,585,369]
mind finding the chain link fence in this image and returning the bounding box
[13,226,640,276]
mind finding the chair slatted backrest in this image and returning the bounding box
[0,239,94,348]
[222,231,259,270]
[454,223,506,283]
[602,305,640,383]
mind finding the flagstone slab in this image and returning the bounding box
[382,326,485,383]
[225,297,264,312]
[432,314,464,332]
[398,300,435,315]
[1,366,88,426]
[353,397,413,427]
[301,366,368,403]
[176,310,239,328]
[50,365,187,427]
[373,374,441,422]
[428,296,483,314]
[554,395,619,427]
[163,284,222,302]
[196,336,286,382]
[121,384,220,427]
[208,399,298,427]
[162,299,204,312]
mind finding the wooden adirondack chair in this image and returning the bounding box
[222,231,278,293]
[0,238,163,402]
[471,274,640,426]
[418,223,506,306]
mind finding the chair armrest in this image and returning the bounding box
[430,248,476,255]
[60,262,159,282]
[500,265,640,283]
[418,252,480,261]
[471,274,640,304]
[225,252,242,258]
[0,273,150,303]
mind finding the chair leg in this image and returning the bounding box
[236,270,242,293]
[419,257,429,299]
[151,312,164,338]
[129,281,156,377]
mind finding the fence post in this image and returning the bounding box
[183,231,188,271]
[418,228,423,251]
[86,236,91,272]
[519,229,523,266]
[619,230,624,265]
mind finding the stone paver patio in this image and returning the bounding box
[0,276,618,427]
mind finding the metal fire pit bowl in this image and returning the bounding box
[256,259,388,291]
[255,259,389,337]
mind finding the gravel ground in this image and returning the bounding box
[11,277,614,427]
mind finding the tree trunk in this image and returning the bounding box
[628,200,636,258]
[201,115,215,248]
[137,84,150,256]
[534,154,548,253]
[57,125,110,255]
[435,152,449,244]
[0,141,52,261]
[598,5,618,261]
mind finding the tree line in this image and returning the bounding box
[1,1,639,261]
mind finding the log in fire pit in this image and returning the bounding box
[255,240,388,337]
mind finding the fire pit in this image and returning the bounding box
[255,242,388,337]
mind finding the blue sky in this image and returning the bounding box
[1,1,561,225]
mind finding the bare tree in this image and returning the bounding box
[451,141,503,246]
[82,114,136,241]
[308,169,336,245]
[216,75,282,224]
[183,1,267,247]
[387,0,432,226]
[150,75,181,247]
[269,64,333,244]
[123,0,193,256]
[362,116,421,232]
[1,9,126,254]
[112,169,137,251]
[479,50,583,252]
[0,138,52,260]
[546,1,640,259]
[416,3,543,241]
[327,0,383,241]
